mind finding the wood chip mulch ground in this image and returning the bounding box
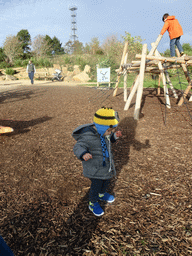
[0,84,192,256]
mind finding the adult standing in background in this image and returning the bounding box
[26,60,36,84]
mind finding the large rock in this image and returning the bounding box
[61,66,68,75]
[73,71,90,82]
[47,68,56,76]
[64,76,74,82]
[6,75,17,81]
[84,65,91,73]
[73,65,81,76]
[0,76,6,81]
[53,64,61,70]
[67,71,73,77]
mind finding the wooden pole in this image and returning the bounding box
[176,48,191,83]
[164,71,178,99]
[123,52,129,101]
[124,75,140,110]
[130,74,139,92]
[148,34,163,56]
[158,75,161,95]
[134,44,148,120]
[153,47,171,109]
[113,41,129,97]
[124,73,128,102]
[153,45,178,99]
[136,54,192,65]
[176,48,192,106]
[178,80,192,106]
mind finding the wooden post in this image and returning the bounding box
[158,75,161,95]
[153,45,178,99]
[153,46,171,109]
[176,48,191,83]
[148,34,163,56]
[124,73,128,102]
[134,44,147,120]
[124,75,140,110]
[123,52,129,101]
[178,80,192,106]
[176,48,192,106]
[113,41,129,97]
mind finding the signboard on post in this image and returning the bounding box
[97,67,111,87]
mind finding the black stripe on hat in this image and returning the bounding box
[94,113,115,120]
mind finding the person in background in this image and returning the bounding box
[160,13,184,57]
[26,60,36,84]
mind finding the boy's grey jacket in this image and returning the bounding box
[72,123,117,180]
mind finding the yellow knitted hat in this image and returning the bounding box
[93,107,119,126]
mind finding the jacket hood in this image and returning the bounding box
[167,16,175,20]
[72,123,96,141]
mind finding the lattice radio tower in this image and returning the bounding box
[69,5,78,43]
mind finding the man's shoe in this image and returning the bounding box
[180,52,184,56]
[99,193,115,203]
[88,201,104,216]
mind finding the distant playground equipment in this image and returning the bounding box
[0,126,14,134]
[52,69,64,82]
[113,34,192,120]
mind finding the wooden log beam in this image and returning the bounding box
[148,34,163,56]
[136,54,192,65]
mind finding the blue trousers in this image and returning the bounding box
[28,72,34,84]
[0,236,14,256]
[89,178,110,203]
[170,36,183,57]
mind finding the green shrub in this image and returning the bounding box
[75,57,87,71]
[14,59,22,67]
[64,56,72,64]
[35,58,52,67]
[0,62,11,69]
[22,59,30,67]
[5,68,16,75]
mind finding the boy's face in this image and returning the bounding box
[103,127,116,136]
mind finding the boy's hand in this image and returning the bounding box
[115,130,122,138]
[82,153,93,161]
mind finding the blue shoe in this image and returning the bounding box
[88,201,104,216]
[99,193,115,203]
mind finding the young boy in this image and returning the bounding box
[160,13,184,57]
[72,107,122,216]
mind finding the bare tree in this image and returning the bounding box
[32,35,52,57]
[102,35,123,63]
[3,35,23,63]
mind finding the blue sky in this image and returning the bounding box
[0,0,191,53]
